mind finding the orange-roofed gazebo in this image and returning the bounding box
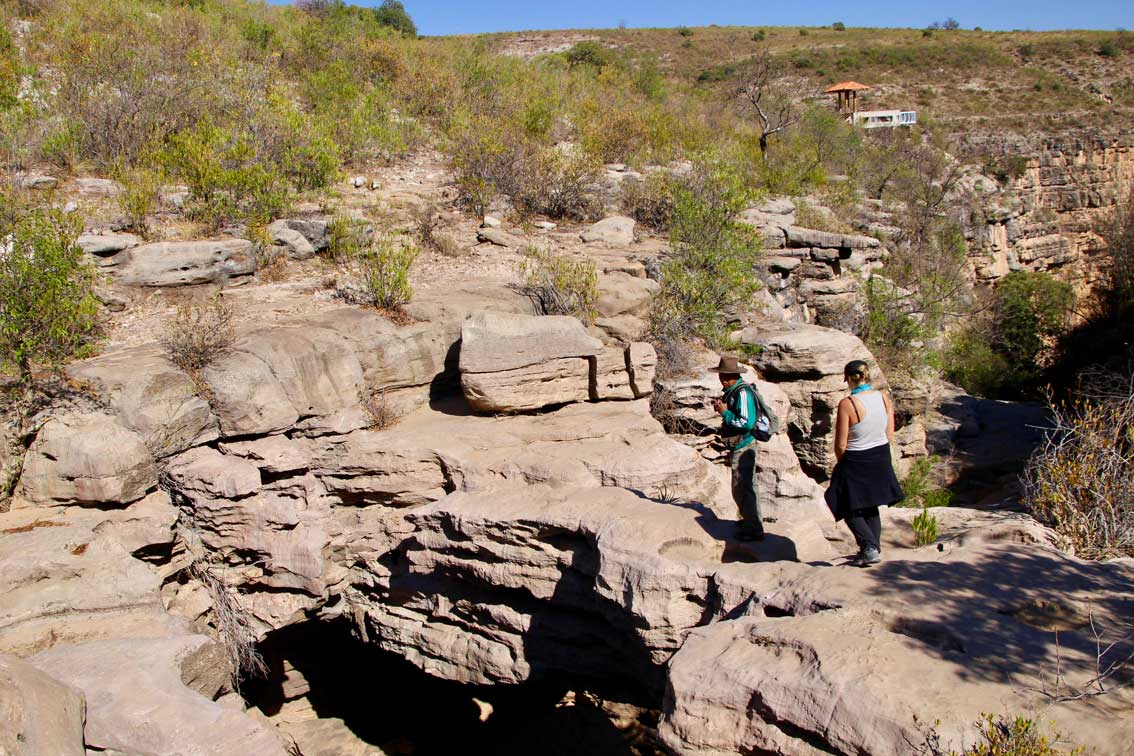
[825,81,872,115]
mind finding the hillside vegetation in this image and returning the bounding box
[489,25,1134,140]
[0,0,1128,392]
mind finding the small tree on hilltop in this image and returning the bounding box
[740,47,800,156]
[374,0,417,37]
[0,207,99,382]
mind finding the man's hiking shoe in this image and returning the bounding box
[854,546,882,567]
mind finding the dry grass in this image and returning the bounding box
[160,298,236,375]
[1022,376,1134,560]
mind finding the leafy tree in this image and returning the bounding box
[947,271,1074,397]
[0,207,99,381]
[373,0,417,37]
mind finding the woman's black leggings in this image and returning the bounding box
[846,507,882,551]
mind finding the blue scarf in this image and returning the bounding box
[851,383,873,395]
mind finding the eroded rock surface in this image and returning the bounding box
[0,653,86,756]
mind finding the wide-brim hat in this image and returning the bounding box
[708,355,748,375]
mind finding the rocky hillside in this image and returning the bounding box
[2,152,1133,754]
[2,3,1134,755]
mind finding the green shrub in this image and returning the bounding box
[648,155,762,371]
[323,213,370,265]
[39,121,85,172]
[899,456,953,509]
[114,165,164,237]
[947,271,1074,397]
[832,22,846,31]
[912,506,939,546]
[158,120,292,230]
[677,27,694,37]
[752,30,766,42]
[948,714,1084,755]
[0,26,18,112]
[516,247,599,323]
[0,206,99,381]
[358,235,418,310]
[620,173,676,231]
[799,28,810,36]
[565,41,616,69]
[513,148,602,220]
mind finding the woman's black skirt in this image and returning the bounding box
[825,443,905,522]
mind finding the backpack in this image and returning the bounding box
[747,384,780,442]
[722,383,780,445]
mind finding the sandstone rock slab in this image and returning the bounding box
[68,346,219,458]
[581,216,635,246]
[0,507,178,656]
[0,653,86,756]
[33,635,290,756]
[16,413,157,507]
[77,232,142,256]
[101,239,256,287]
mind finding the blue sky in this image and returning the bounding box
[320,1,1132,36]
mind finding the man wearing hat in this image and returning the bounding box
[710,355,769,541]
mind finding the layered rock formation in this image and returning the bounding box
[961,135,1134,293]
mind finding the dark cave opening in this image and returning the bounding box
[242,619,664,756]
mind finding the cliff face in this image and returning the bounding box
[966,135,1134,294]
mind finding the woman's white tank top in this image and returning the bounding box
[846,391,889,451]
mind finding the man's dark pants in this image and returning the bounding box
[730,445,763,536]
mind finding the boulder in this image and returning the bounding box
[77,232,142,256]
[233,326,367,434]
[268,218,328,253]
[462,357,593,412]
[581,216,635,246]
[100,239,257,287]
[785,225,881,250]
[596,271,659,318]
[71,177,122,197]
[0,654,86,756]
[459,312,602,375]
[476,227,520,247]
[33,635,290,756]
[15,174,57,190]
[16,413,157,507]
[68,346,219,458]
[201,350,301,437]
[266,224,316,261]
[458,313,655,412]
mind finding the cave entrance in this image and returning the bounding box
[242,619,663,756]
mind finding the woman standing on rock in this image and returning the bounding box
[825,360,904,566]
